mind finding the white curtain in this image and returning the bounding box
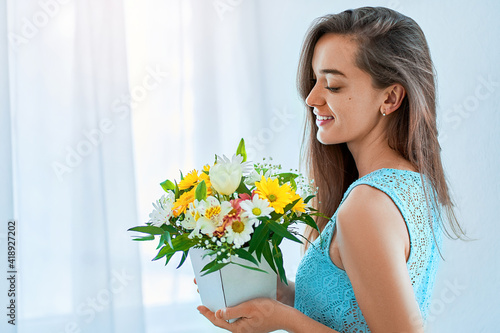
[3,0,144,332]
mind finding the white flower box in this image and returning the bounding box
[190,247,277,322]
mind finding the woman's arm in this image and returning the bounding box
[335,184,424,333]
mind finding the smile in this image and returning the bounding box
[316,115,334,121]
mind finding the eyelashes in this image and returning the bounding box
[309,79,340,92]
[325,86,340,92]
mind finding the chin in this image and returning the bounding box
[316,132,341,145]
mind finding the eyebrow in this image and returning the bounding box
[319,68,347,77]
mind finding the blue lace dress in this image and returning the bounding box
[294,168,443,332]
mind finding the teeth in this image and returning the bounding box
[316,115,334,121]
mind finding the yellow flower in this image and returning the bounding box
[178,168,212,195]
[290,192,306,213]
[178,170,199,190]
[172,189,195,217]
[255,176,293,215]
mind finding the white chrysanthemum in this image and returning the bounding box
[148,192,175,227]
[189,197,232,238]
[225,217,254,248]
[240,194,274,220]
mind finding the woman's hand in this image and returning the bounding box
[197,298,288,333]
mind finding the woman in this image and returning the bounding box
[198,6,466,332]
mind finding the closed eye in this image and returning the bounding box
[325,86,340,92]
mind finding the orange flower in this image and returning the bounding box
[172,189,195,217]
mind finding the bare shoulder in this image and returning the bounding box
[336,184,410,262]
[334,184,420,332]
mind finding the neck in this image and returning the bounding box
[347,132,413,178]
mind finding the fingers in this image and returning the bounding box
[193,278,199,293]
[216,304,246,321]
[197,306,233,330]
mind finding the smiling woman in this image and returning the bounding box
[198,6,468,333]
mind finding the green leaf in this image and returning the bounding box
[271,232,284,247]
[201,260,229,276]
[132,234,155,241]
[170,234,196,251]
[153,246,173,261]
[302,215,320,233]
[160,179,175,192]
[236,138,247,162]
[156,234,165,249]
[234,248,259,266]
[174,180,180,199]
[235,178,251,195]
[282,198,301,215]
[128,226,164,235]
[164,231,173,249]
[276,172,298,186]
[304,194,315,204]
[261,241,277,274]
[165,253,176,266]
[161,224,178,234]
[176,250,189,269]
[248,223,269,254]
[272,244,288,285]
[232,262,267,273]
[267,221,302,244]
[195,180,207,201]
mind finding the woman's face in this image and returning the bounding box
[307,33,386,146]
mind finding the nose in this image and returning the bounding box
[305,84,324,108]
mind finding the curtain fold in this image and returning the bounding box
[3,0,145,332]
[0,0,15,329]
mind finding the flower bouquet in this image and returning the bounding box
[128,139,320,313]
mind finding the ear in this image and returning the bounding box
[380,84,406,116]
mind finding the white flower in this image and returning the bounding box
[245,169,271,187]
[240,194,274,220]
[189,197,232,238]
[210,154,252,195]
[181,201,200,230]
[225,217,254,248]
[148,192,175,227]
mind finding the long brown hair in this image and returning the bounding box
[298,7,468,251]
